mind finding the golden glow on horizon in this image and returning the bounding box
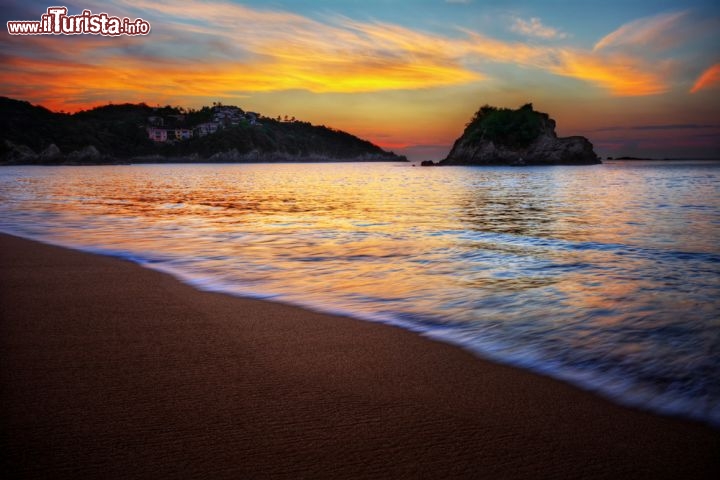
[0,52,481,113]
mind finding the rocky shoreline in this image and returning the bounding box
[1,141,405,166]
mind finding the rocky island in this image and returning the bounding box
[0,97,406,165]
[432,103,600,166]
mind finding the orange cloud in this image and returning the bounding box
[0,54,478,114]
[462,32,667,96]
[548,51,668,96]
[1,1,486,112]
[0,0,689,113]
[690,64,720,93]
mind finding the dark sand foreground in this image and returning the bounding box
[1,233,718,479]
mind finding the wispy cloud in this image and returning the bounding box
[593,10,689,52]
[460,31,666,96]
[0,1,483,108]
[690,64,720,93]
[510,17,567,40]
[0,0,706,111]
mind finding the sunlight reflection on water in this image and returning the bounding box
[1,161,719,425]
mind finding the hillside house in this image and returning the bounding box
[147,126,167,142]
[172,128,193,141]
[195,122,221,137]
[212,106,245,126]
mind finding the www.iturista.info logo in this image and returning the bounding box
[7,6,151,36]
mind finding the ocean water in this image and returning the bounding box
[1,161,719,426]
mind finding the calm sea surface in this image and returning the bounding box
[1,161,719,425]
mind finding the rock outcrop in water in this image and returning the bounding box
[440,103,600,166]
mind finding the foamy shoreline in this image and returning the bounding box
[2,232,718,478]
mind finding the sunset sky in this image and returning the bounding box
[2,0,719,160]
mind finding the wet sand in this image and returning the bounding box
[1,232,718,479]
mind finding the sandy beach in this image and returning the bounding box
[1,232,718,479]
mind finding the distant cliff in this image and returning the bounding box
[0,97,406,165]
[439,104,600,166]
